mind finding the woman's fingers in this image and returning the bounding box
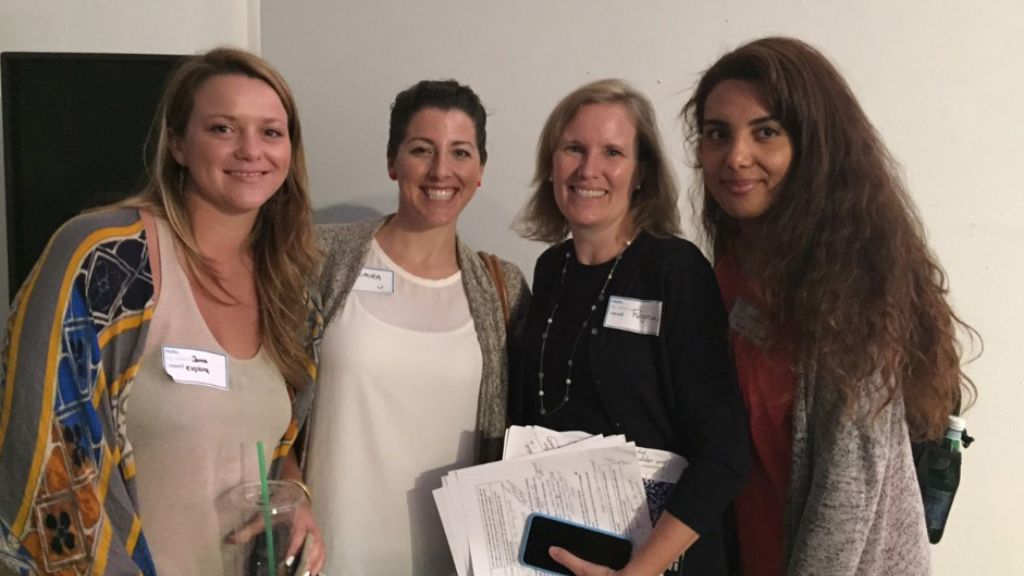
[548,546,617,576]
[308,536,325,574]
[286,518,308,558]
[225,506,325,575]
[224,512,264,545]
[286,505,325,575]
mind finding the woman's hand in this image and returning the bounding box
[278,452,326,574]
[286,502,325,575]
[550,512,698,576]
[549,547,621,576]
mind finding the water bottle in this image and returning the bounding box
[919,415,965,544]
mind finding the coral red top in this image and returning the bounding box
[715,253,797,576]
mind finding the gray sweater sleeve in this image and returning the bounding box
[786,372,931,575]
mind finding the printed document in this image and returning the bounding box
[435,426,687,576]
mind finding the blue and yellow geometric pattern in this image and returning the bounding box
[0,208,318,575]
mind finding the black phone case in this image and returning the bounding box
[519,513,632,574]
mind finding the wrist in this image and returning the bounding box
[617,560,657,576]
[283,478,312,504]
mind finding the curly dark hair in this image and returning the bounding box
[682,37,978,441]
[387,79,487,165]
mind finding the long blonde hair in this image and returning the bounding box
[124,47,318,390]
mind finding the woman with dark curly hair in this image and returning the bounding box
[683,37,977,575]
[308,79,529,575]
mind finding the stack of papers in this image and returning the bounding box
[434,426,687,576]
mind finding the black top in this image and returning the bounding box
[532,247,617,432]
[514,232,750,575]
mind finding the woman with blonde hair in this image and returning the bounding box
[684,37,977,575]
[0,48,324,574]
[514,78,749,575]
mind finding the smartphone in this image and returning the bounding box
[518,513,632,574]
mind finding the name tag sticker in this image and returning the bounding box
[729,297,769,345]
[353,267,394,293]
[603,296,662,336]
[162,346,228,390]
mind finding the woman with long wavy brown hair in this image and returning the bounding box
[0,48,324,575]
[683,37,977,575]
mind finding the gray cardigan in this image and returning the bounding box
[314,217,529,462]
[786,368,931,575]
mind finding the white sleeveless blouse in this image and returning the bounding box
[308,239,482,575]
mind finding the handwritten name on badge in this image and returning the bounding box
[353,267,394,293]
[603,296,663,336]
[162,346,228,390]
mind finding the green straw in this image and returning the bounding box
[257,441,276,573]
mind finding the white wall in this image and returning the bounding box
[261,1,1024,574]
[0,0,258,319]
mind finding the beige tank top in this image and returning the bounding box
[125,218,290,575]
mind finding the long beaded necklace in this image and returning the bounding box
[537,239,630,416]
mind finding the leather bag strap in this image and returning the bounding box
[478,251,510,326]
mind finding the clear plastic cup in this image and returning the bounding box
[216,480,306,576]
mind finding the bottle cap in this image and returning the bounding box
[947,415,967,431]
